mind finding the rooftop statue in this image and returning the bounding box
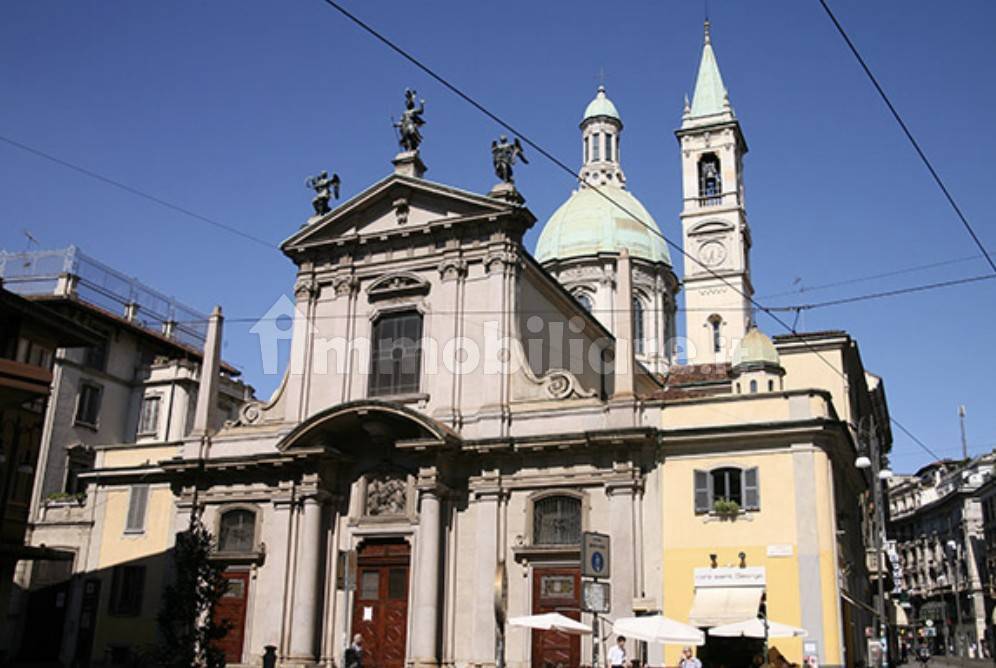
[394,88,426,152]
[306,170,341,216]
[491,135,528,184]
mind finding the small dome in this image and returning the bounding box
[535,185,671,264]
[732,327,781,370]
[582,85,621,123]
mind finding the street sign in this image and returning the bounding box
[582,531,611,578]
[582,580,611,613]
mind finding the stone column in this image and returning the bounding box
[471,483,502,666]
[411,478,444,668]
[288,495,324,663]
[607,472,637,631]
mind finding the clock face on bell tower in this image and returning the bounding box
[698,240,727,268]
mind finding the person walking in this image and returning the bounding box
[679,646,702,668]
[608,635,629,668]
[344,634,364,668]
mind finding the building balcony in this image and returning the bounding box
[0,357,53,404]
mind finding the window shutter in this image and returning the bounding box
[743,467,760,511]
[694,470,710,514]
[126,485,149,532]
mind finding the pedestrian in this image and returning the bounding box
[607,635,628,668]
[344,633,364,668]
[679,646,702,668]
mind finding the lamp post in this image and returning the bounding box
[946,538,964,657]
[857,416,890,668]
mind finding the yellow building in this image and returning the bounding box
[658,329,888,667]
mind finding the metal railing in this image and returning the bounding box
[0,246,207,349]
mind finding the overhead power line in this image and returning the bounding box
[786,273,996,311]
[0,134,278,251]
[817,0,996,274]
[316,0,946,464]
[759,252,990,300]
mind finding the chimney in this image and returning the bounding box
[192,305,223,434]
[612,250,636,399]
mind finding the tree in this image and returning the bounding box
[154,512,231,668]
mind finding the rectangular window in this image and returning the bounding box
[584,136,590,163]
[75,383,102,428]
[138,396,161,435]
[592,133,601,161]
[125,485,149,533]
[108,565,145,616]
[605,133,614,162]
[369,311,423,397]
[694,467,760,514]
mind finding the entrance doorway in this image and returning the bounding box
[531,567,581,668]
[350,539,411,668]
[213,569,250,664]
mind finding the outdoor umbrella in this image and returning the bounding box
[612,615,705,645]
[507,612,592,635]
[708,618,808,639]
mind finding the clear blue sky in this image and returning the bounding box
[2,1,993,472]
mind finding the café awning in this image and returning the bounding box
[688,586,764,627]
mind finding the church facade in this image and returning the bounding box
[11,23,888,668]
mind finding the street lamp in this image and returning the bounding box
[858,415,890,668]
[945,539,964,657]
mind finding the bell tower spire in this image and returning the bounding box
[677,20,753,364]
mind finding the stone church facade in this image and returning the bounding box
[8,22,887,668]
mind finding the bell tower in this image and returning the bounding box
[677,20,753,364]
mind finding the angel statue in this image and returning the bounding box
[491,135,528,184]
[394,88,426,152]
[306,170,341,216]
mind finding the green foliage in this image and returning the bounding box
[713,498,741,516]
[154,513,231,668]
[44,491,86,504]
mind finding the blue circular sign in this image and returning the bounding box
[591,551,604,574]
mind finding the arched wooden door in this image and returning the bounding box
[350,539,411,668]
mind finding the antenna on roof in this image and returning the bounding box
[959,405,969,460]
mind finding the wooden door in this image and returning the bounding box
[531,567,581,668]
[350,540,411,668]
[214,570,250,664]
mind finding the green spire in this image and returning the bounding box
[689,20,730,118]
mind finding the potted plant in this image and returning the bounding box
[713,498,741,518]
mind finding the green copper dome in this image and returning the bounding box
[535,185,671,265]
[582,85,621,123]
[732,327,781,370]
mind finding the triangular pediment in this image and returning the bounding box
[282,173,516,253]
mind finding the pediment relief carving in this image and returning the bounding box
[366,272,431,300]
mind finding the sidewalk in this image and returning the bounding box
[900,659,995,668]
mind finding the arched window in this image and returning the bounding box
[749,379,758,394]
[632,297,645,355]
[533,495,582,545]
[698,153,722,205]
[709,315,722,353]
[575,293,593,313]
[219,509,256,553]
